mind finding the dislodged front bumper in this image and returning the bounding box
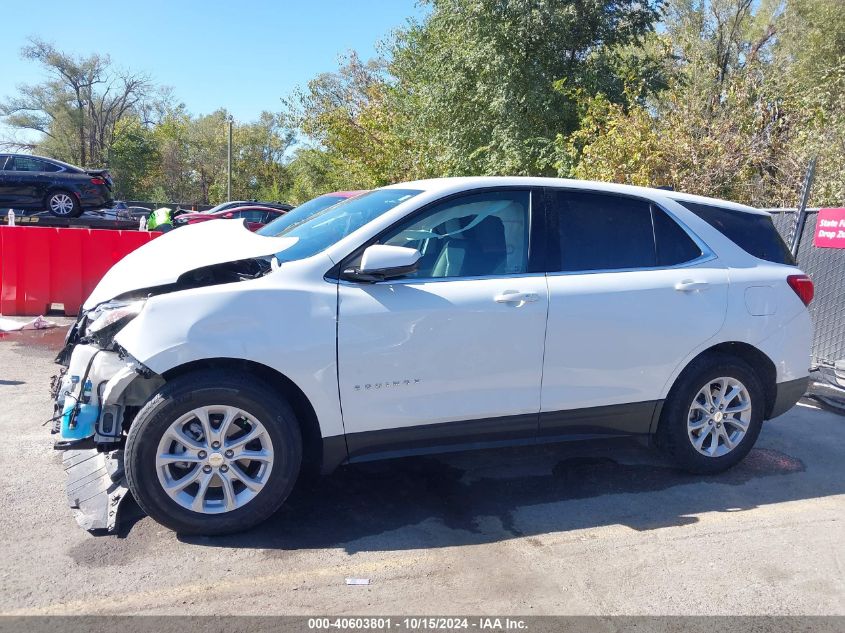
[63,449,128,533]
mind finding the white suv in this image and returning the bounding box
[52,177,813,534]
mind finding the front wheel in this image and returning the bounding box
[657,354,764,474]
[125,370,302,535]
[46,190,81,217]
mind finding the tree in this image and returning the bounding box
[388,0,664,176]
[776,0,845,205]
[284,52,414,189]
[145,108,295,205]
[560,0,845,207]
[0,38,151,167]
[231,112,295,201]
[284,147,338,204]
[108,116,160,200]
[286,1,664,187]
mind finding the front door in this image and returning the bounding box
[337,189,548,460]
[539,189,729,436]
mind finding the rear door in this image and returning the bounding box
[539,189,729,436]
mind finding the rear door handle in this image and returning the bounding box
[675,279,710,292]
[495,290,539,305]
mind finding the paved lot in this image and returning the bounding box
[0,325,843,616]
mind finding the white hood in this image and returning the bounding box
[84,220,296,309]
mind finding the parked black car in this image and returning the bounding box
[0,154,113,218]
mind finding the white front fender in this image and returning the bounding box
[114,262,343,439]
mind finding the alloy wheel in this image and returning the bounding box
[49,193,75,215]
[687,377,752,458]
[155,405,274,514]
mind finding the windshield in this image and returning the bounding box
[259,189,422,262]
[259,193,349,227]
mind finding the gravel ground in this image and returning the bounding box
[0,324,843,616]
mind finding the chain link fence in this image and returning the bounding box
[768,208,845,369]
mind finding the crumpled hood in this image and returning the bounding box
[84,220,296,309]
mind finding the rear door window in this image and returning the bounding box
[10,156,51,172]
[263,210,282,223]
[677,201,794,265]
[545,190,656,272]
[235,209,267,223]
[545,191,707,272]
[653,208,703,266]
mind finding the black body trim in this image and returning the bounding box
[320,400,662,471]
[320,434,350,474]
[346,412,538,462]
[769,377,809,419]
[539,400,658,437]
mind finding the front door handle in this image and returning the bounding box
[495,290,539,305]
[675,279,710,292]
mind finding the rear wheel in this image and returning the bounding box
[658,354,764,474]
[46,190,81,217]
[125,370,302,535]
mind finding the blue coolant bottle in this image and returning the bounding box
[60,378,98,441]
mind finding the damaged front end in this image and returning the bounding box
[51,314,164,533]
[51,256,274,533]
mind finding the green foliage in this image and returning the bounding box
[232,112,295,201]
[108,117,160,200]
[1,40,294,205]
[284,0,663,187]
[560,0,845,207]
[0,38,152,168]
[4,1,844,208]
[284,147,341,204]
[284,52,419,190]
[389,0,663,177]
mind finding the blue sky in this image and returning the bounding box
[0,0,424,127]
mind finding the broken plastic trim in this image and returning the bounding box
[64,448,129,534]
[114,343,155,379]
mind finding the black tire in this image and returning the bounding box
[45,189,82,218]
[657,353,764,474]
[125,370,302,535]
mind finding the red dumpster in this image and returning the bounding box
[0,226,160,316]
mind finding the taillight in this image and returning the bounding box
[90,177,106,185]
[787,274,814,306]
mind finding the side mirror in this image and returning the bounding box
[223,213,233,218]
[343,244,421,282]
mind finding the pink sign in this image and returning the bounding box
[814,208,845,248]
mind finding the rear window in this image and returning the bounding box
[678,201,795,265]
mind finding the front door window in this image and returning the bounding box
[378,190,530,279]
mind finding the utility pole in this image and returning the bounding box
[226,115,234,201]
